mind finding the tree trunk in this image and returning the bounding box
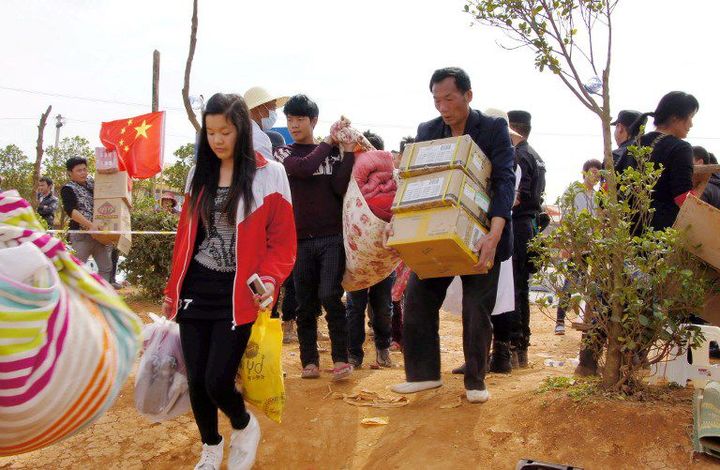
[598,67,624,389]
[182,0,201,132]
[32,105,52,209]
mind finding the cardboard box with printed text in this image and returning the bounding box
[387,205,487,279]
[392,168,490,227]
[398,135,492,192]
[92,198,132,255]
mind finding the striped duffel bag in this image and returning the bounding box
[0,191,142,456]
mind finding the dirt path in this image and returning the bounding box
[1,300,716,469]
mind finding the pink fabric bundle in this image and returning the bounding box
[352,150,397,222]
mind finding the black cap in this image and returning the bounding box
[611,110,641,127]
[508,110,531,125]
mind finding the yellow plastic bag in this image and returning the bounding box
[239,309,285,423]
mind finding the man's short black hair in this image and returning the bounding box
[283,94,319,118]
[582,159,603,172]
[363,130,384,150]
[39,176,53,186]
[429,67,472,93]
[65,157,87,172]
[694,146,710,164]
[399,136,416,154]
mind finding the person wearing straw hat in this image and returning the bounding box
[243,86,289,162]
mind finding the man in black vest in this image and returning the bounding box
[389,67,515,403]
[508,110,546,368]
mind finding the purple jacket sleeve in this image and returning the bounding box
[331,151,355,196]
[281,142,334,178]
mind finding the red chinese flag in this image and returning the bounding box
[99,111,165,179]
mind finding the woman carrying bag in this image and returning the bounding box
[162,93,296,470]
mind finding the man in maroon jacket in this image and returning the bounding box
[274,94,356,380]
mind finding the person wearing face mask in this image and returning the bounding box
[243,87,288,162]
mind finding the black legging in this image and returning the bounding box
[179,318,253,445]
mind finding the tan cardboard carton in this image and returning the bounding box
[387,205,487,279]
[392,168,490,227]
[93,198,132,255]
[94,171,132,207]
[399,135,492,191]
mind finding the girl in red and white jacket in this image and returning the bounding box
[162,93,296,470]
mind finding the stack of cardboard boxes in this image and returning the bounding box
[92,148,132,255]
[387,135,493,279]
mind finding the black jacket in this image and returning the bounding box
[701,174,720,210]
[416,109,516,261]
[37,193,59,227]
[513,140,546,218]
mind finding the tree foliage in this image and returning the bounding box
[163,143,194,191]
[532,147,710,390]
[119,192,178,300]
[0,144,34,201]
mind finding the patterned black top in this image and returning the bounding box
[194,187,236,272]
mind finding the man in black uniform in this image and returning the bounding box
[611,110,645,175]
[507,110,546,368]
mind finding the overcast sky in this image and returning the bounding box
[2,0,718,201]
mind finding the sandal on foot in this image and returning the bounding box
[331,363,353,381]
[301,364,320,379]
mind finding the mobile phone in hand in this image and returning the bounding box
[247,273,273,308]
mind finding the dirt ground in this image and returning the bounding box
[1,298,718,469]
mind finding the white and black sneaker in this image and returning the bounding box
[194,438,224,470]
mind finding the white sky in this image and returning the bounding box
[1,0,718,202]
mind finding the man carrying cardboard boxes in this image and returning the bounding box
[386,67,515,403]
[60,157,114,282]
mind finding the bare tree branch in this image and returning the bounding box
[32,105,52,208]
[182,0,201,133]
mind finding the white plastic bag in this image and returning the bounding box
[134,313,190,422]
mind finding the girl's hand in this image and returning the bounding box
[254,282,275,308]
[162,299,174,318]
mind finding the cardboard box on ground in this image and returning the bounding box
[673,164,720,325]
[389,136,494,279]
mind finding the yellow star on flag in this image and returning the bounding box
[127,119,133,125]
[124,145,129,152]
[120,127,126,134]
[119,139,124,146]
[134,120,152,139]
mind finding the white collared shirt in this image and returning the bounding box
[251,120,274,161]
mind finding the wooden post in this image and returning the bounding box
[152,50,160,113]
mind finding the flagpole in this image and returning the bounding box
[152,50,160,203]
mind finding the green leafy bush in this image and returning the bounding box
[119,195,178,300]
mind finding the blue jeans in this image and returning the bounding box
[346,274,395,364]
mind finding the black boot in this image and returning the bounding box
[488,340,513,373]
[574,347,598,377]
[516,348,529,368]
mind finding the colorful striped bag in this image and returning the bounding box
[0,191,142,456]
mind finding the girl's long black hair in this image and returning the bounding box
[188,93,256,227]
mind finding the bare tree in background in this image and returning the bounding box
[182,0,201,132]
[32,105,52,208]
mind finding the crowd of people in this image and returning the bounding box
[13,65,718,469]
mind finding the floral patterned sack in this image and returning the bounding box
[342,179,401,292]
